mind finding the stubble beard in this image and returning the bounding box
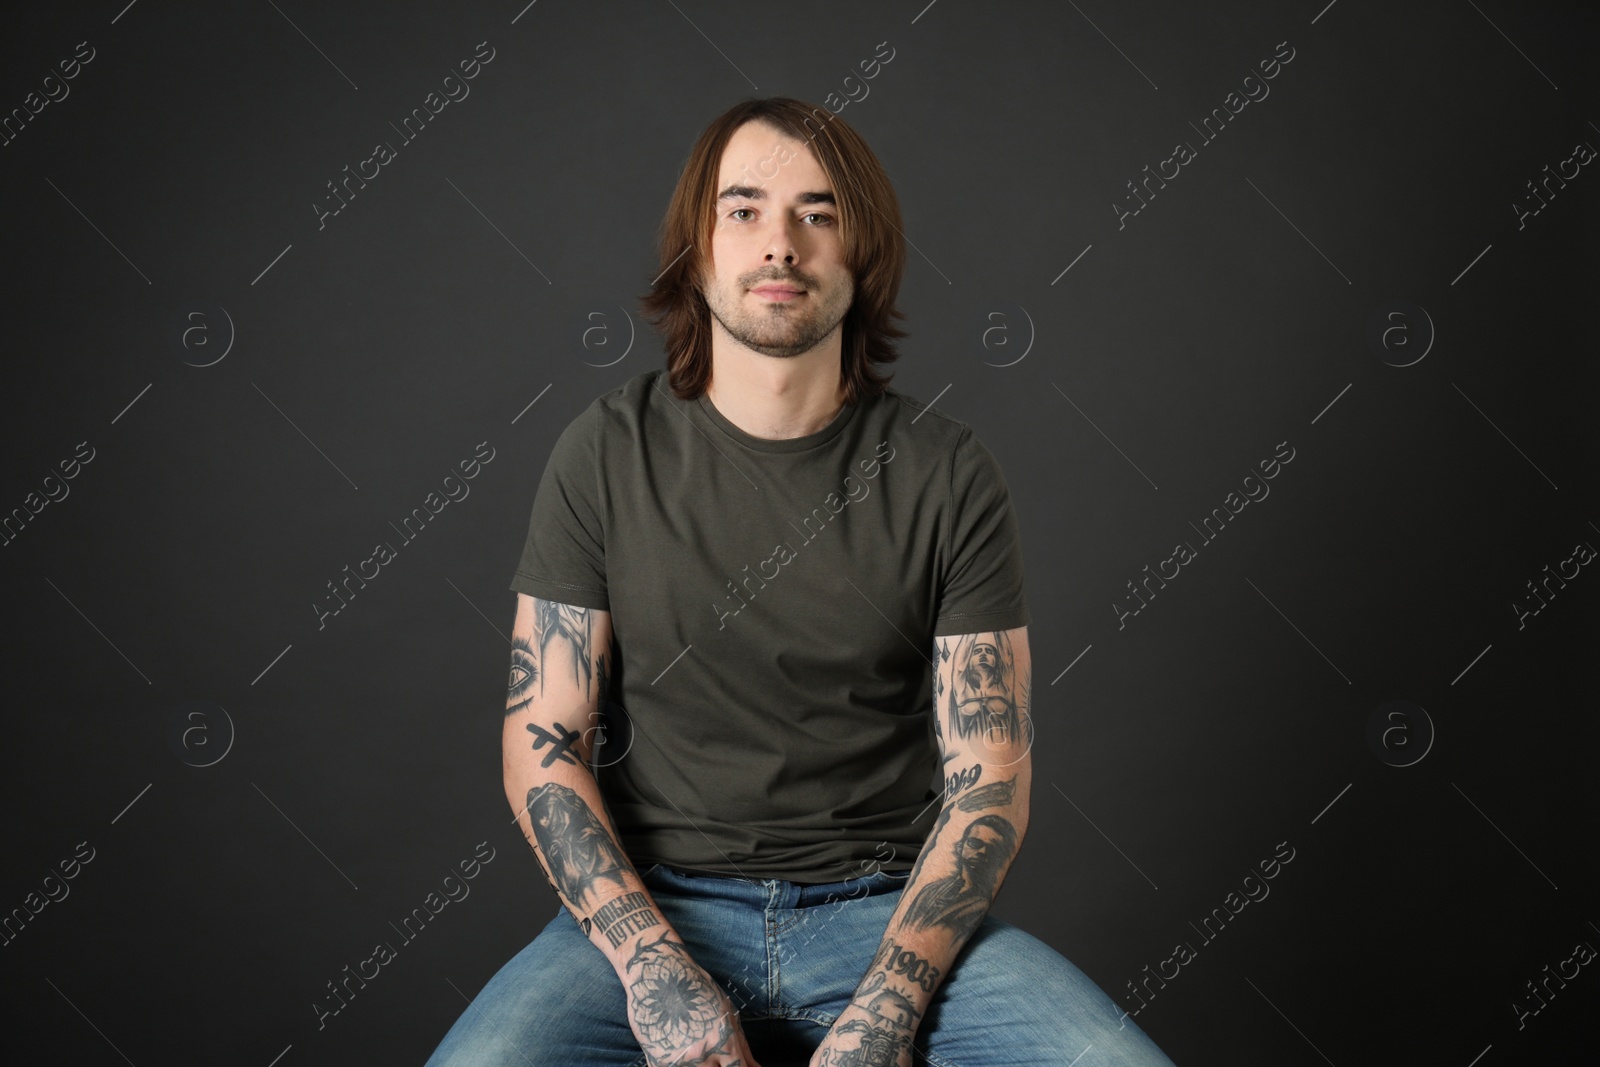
[703,273,853,359]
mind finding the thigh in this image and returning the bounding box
[916,915,1177,1067]
[423,905,645,1067]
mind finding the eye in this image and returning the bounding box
[731,207,755,221]
[508,637,540,711]
[804,212,834,226]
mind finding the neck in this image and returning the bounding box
[705,347,847,441]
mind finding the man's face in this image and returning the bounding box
[957,824,1003,873]
[967,641,999,682]
[700,120,854,359]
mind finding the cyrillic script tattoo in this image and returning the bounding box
[593,891,663,948]
[524,782,633,908]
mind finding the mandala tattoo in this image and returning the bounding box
[625,930,728,1059]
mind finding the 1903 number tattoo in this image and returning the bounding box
[869,937,942,994]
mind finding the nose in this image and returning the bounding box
[764,215,798,264]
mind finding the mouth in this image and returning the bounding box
[751,285,806,301]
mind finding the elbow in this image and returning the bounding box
[1009,754,1032,843]
[503,773,526,825]
[502,736,531,820]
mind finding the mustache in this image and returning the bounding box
[745,272,811,288]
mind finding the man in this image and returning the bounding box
[425,97,1176,1066]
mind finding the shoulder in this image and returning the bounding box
[587,368,660,418]
[874,385,999,473]
[554,369,665,442]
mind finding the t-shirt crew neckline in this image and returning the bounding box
[692,380,859,453]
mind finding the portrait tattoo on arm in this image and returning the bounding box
[944,631,1021,749]
[906,774,1018,892]
[524,781,634,909]
[901,811,1019,942]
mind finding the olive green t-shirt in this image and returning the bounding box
[509,368,1030,883]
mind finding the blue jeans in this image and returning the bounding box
[424,863,1176,1066]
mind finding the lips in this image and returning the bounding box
[751,284,806,303]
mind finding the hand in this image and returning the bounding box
[622,930,762,1067]
[808,974,919,1067]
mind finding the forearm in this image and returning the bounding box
[850,624,1037,1025]
[505,753,685,980]
[859,770,1030,1016]
[501,596,750,1063]
[502,595,692,979]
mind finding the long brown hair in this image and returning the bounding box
[638,97,908,403]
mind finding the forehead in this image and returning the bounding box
[716,120,831,192]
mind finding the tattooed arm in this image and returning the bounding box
[810,626,1033,1067]
[503,593,758,1067]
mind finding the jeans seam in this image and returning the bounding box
[769,912,782,1014]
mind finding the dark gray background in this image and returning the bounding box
[2,1,1596,1064]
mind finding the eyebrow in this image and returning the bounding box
[716,184,836,206]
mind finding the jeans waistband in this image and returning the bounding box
[642,862,910,909]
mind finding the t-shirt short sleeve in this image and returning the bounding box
[932,426,1031,637]
[509,405,610,610]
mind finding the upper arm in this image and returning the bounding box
[504,592,614,771]
[933,626,1033,786]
